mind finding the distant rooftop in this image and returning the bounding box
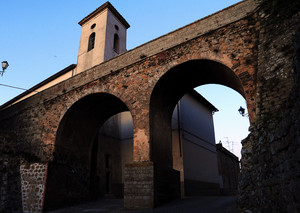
[189,89,218,113]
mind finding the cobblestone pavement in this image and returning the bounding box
[46,196,237,213]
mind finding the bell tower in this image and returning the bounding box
[75,2,130,75]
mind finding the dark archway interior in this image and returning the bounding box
[150,59,245,167]
[44,93,129,211]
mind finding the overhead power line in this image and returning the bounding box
[0,83,38,93]
[0,83,27,91]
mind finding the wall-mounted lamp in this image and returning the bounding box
[238,106,248,117]
[1,61,9,76]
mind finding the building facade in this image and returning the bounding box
[216,143,240,195]
[172,91,220,196]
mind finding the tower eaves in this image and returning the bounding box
[78,1,130,28]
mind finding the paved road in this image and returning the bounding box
[46,196,238,213]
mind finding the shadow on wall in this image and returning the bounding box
[0,131,24,212]
[44,93,130,211]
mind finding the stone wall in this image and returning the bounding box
[0,132,49,213]
[20,163,48,213]
[0,132,22,213]
[239,7,300,212]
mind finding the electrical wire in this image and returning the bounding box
[0,83,38,93]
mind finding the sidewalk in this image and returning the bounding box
[46,196,238,213]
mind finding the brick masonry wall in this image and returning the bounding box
[0,7,260,211]
[20,163,48,213]
[124,162,180,209]
[124,162,154,209]
[0,11,259,164]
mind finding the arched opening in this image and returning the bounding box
[150,59,247,198]
[44,93,133,211]
[88,32,95,51]
[196,84,250,159]
[113,33,120,54]
[90,111,133,198]
[171,90,220,196]
[195,84,250,195]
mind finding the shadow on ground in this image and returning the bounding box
[46,196,237,213]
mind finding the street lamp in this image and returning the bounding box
[1,61,9,76]
[238,106,248,117]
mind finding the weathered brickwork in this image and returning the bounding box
[0,0,299,211]
[124,162,154,209]
[20,163,47,213]
[0,12,259,162]
[124,162,180,209]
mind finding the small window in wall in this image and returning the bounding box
[113,33,120,54]
[88,32,95,51]
[91,23,96,29]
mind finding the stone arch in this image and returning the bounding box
[149,59,246,167]
[44,92,133,210]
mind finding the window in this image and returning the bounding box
[113,33,120,54]
[88,32,95,51]
[91,23,96,29]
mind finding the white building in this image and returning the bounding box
[94,90,220,197]
[172,90,220,196]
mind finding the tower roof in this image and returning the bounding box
[78,1,130,28]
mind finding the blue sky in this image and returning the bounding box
[196,85,249,159]
[0,0,248,158]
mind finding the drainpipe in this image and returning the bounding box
[177,101,183,157]
[177,101,185,197]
